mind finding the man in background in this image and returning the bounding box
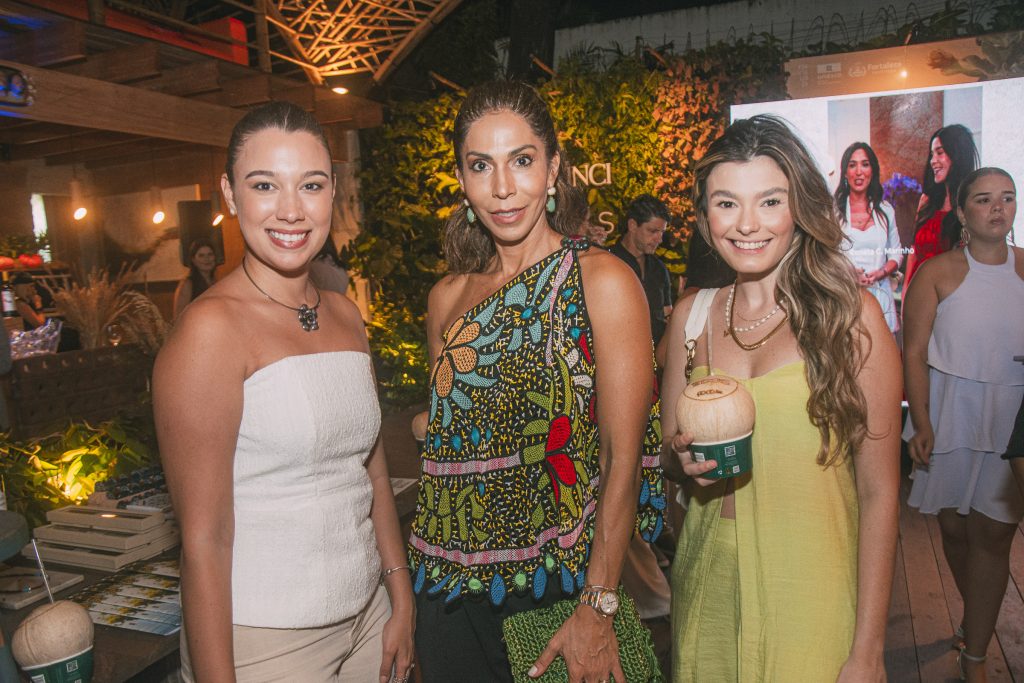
[609,195,673,348]
[607,194,675,620]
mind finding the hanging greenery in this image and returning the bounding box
[656,35,788,233]
[343,94,461,405]
[545,54,663,220]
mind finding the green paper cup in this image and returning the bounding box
[21,647,93,683]
[691,432,753,479]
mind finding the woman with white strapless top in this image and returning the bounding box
[153,102,415,683]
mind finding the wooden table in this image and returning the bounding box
[0,407,424,682]
[0,557,179,683]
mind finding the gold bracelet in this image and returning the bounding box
[380,565,411,585]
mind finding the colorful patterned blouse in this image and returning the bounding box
[408,237,665,606]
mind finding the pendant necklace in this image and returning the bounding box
[725,282,788,351]
[242,259,321,332]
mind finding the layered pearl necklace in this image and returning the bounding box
[724,283,788,351]
[725,283,781,332]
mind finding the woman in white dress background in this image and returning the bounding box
[834,142,902,333]
[903,167,1023,682]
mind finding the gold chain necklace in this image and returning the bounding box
[726,283,788,351]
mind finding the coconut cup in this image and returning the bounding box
[12,600,94,683]
[675,375,756,479]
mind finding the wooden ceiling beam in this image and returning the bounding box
[265,2,322,85]
[219,74,274,106]
[49,138,194,168]
[0,121,76,145]
[183,75,382,129]
[0,18,86,67]
[133,61,228,97]
[7,130,141,163]
[58,43,161,83]
[312,88,382,128]
[274,84,316,111]
[0,58,244,147]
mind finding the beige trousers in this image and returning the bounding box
[181,584,390,682]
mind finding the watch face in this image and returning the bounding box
[598,591,619,614]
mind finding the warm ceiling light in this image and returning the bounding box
[332,86,349,95]
[70,178,87,221]
[151,186,165,225]
[212,213,224,227]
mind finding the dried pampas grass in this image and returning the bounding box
[47,268,168,353]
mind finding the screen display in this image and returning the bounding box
[732,76,1023,249]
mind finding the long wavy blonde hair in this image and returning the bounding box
[693,115,868,466]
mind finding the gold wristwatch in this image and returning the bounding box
[579,585,619,617]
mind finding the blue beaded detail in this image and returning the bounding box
[560,235,591,251]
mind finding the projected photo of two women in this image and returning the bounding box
[733,76,1024,338]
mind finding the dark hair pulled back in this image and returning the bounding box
[225,101,333,186]
[444,81,586,273]
[953,166,1016,239]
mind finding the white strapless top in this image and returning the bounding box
[231,351,381,628]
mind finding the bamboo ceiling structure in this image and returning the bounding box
[273,0,464,82]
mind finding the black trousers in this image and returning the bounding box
[414,585,566,683]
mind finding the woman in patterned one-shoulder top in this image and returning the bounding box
[408,81,665,683]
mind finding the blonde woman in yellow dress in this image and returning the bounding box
[660,115,902,682]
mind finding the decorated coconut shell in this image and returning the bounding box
[675,375,756,444]
[12,600,94,667]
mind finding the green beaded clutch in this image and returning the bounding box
[501,588,662,682]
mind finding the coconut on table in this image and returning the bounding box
[676,374,756,479]
[12,600,94,683]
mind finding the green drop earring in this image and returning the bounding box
[545,186,556,213]
[464,198,477,224]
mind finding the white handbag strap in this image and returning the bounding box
[683,288,717,381]
[684,288,717,343]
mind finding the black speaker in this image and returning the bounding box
[178,200,225,267]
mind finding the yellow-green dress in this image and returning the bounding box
[671,364,859,682]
